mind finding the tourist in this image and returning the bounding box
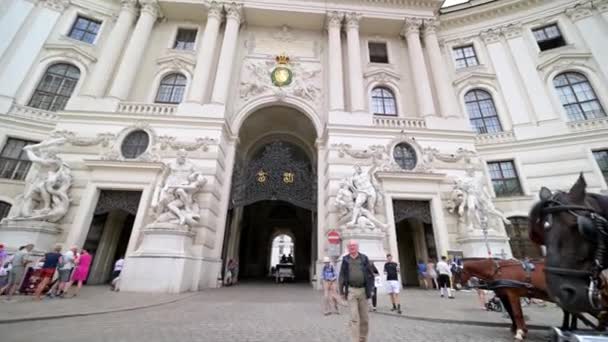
[321,256,339,315]
[225,259,235,286]
[65,248,92,297]
[427,258,438,289]
[437,256,454,299]
[111,256,124,291]
[384,254,402,314]
[55,245,77,297]
[1,244,34,301]
[34,244,63,301]
[369,262,379,312]
[0,244,8,288]
[287,253,294,264]
[339,240,373,342]
[450,256,463,290]
[417,259,429,289]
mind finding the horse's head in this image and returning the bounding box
[529,174,608,314]
[461,258,495,286]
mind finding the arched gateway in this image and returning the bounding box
[221,105,319,283]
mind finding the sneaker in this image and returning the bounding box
[390,307,396,311]
[372,307,377,312]
[449,296,455,299]
[440,294,444,298]
[397,309,402,314]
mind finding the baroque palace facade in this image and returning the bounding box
[0,0,607,292]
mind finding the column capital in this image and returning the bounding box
[206,1,223,21]
[401,17,423,36]
[345,12,362,30]
[422,18,440,37]
[592,0,608,13]
[139,0,160,18]
[224,2,244,23]
[479,28,501,44]
[326,11,344,30]
[501,23,523,39]
[120,0,138,15]
[565,2,594,21]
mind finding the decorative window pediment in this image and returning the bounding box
[536,52,593,76]
[452,71,496,89]
[156,54,195,75]
[364,68,400,83]
[42,44,97,67]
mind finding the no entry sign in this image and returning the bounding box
[327,230,340,244]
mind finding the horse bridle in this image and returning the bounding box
[541,194,608,310]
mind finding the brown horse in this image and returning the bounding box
[461,258,551,340]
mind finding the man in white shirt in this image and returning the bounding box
[436,256,454,299]
[56,245,77,297]
[111,257,124,291]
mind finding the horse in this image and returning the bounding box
[529,174,608,325]
[461,258,551,340]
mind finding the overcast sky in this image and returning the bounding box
[442,0,469,7]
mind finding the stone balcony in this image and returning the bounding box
[567,117,608,132]
[372,116,426,129]
[6,104,58,122]
[117,102,177,116]
[474,130,516,145]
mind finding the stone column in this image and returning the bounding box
[0,0,36,60]
[402,18,436,117]
[81,0,138,97]
[210,3,243,105]
[326,11,345,111]
[423,19,460,118]
[567,2,608,80]
[185,1,223,104]
[345,13,365,112]
[108,0,159,100]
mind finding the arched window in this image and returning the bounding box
[371,87,397,116]
[553,72,606,121]
[121,130,149,159]
[393,143,417,170]
[505,216,542,260]
[155,73,187,104]
[28,63,80,111]
[0,201,11,219]
[464,89,503,134]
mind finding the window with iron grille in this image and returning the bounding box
[155,73,187,104]
[28,63,80,112]
[532,24,566,51]
[393,143,417,170]
[506,216,542,260]
[0,138,37,181]
[553,72,606,122]
[464,89,503,134]
[593,150,608,183]
[0,201,11,220]
[121,130,150,159]
[368,42,389,63]
[173,29,197,50]
[68,16,101,44]
[452,45,479,69]
[371,87,397,116]
[487,160,524,197]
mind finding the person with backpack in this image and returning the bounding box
[321,256,340,315]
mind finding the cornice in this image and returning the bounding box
[439,0,545,29]
[565,1,594,21]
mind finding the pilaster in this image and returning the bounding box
[402,17,436,117]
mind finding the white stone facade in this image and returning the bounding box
[0,0,607,292]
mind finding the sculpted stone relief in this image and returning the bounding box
[9,138,72,223]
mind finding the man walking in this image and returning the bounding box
[339,240,373,342]
[384,254,402,314]
[437,256,454,299]
[55,245,77,297]
[2,244,34,301]
[321,256,340,315]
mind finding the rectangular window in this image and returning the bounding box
[68,16,101,44]
[369,42,389,64]
[173,29,198,50]
[532,24,566,51]
[593,150,608,183]
[452,45,479,69]
[0,138,37,181]
[487,160,524,197]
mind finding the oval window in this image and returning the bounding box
[121,130,150,159]
[393,143,417,170]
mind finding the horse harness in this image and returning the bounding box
[540,193,608,310]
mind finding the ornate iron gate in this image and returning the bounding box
[230,141,316,211]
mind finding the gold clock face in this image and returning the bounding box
[271,67,293,87]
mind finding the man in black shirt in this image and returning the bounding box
[383,254,401,314]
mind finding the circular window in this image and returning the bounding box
[393,143,417,170]
[121,130,150,159]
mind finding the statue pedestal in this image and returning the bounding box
[120,223,197,293]
[0,219,62,254]
[340,229,387,261]
[456,233,512,258]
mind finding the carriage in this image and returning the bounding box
[274,263,295,283]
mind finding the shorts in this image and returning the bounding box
[7,267,25,285]
[58,269,73,282]
[386,280,400,294]
[111,270,121,279]
[438,274,450,288]
[40,268,56,279]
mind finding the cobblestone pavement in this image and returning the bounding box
[2,284,554,342]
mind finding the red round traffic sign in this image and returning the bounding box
[327,230,340,244]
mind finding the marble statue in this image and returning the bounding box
[334,165,386,230]
[12,138,72,223]
[448,167,510,232]
[153,150,206,228]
